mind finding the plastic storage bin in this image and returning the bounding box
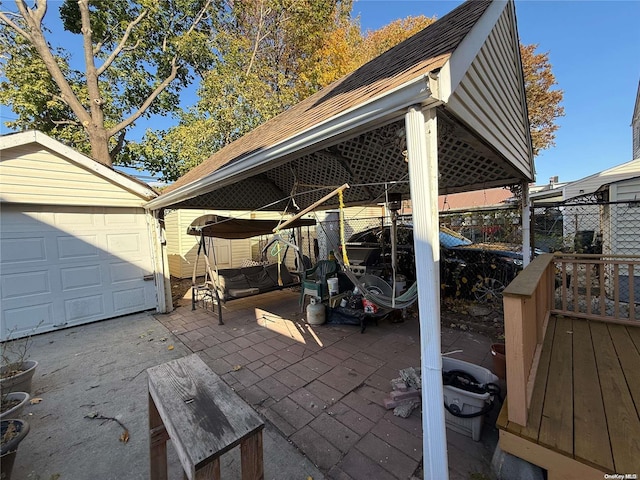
[442,356,498,441]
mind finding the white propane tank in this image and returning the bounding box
[306,297,325,325]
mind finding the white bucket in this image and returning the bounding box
[327,277,339,296]
[395,275,407,295]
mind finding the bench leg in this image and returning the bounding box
[240,430,264,480]
[192,457,220,479]
[149,393,169,480]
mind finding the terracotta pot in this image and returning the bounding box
[0,361,38,395]
[490,343,506,380]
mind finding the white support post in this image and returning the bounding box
[522,180,531,267]
[405,105,449,479]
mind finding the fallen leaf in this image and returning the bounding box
[85,411,99,419]
[232,365,242,371]
[168,345,174,351]
[120,430,130,443]
[30,397,43,404]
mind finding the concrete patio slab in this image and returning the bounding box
[8,288,502,480]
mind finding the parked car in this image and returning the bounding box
[343,224,539,302]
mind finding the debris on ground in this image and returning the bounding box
[383,367,422,418]
[84,412,130,443]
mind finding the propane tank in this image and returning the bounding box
[306,297,325,325]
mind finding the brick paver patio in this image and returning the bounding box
[155,289,500,479]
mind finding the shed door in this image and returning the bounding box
[0,205,157,340]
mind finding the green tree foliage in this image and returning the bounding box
[2,2,562,179]
[0,0,218,166]
[135,0,352,180]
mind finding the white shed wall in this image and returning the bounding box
[0,144,148,207]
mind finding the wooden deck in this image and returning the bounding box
[498,315,640,479]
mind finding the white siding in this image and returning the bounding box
[0,145,148,207]
[445,4,532,179]
[165,209,232,279]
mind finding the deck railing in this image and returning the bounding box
[553,254,640,324]
[502,253,640,426]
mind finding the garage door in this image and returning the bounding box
[1,205,158,340]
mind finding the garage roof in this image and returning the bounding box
[147,0,532,213]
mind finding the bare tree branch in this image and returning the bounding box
[108,56,179,137]
[96,8,148,77]
[0,9,32,42]
[7,0,91,126]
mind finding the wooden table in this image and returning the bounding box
[147,354,264,480]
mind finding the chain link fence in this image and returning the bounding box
[533,198,640,256]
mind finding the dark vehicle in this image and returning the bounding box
[343,224,537,302]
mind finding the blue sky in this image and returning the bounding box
[2,1,639,186]
[354,0,640,185]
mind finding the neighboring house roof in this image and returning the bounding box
[563,158,640,201]
[438,187,514,212]
[531,159,640,205]
[0,130,157,202]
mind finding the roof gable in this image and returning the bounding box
[0,131,157,205]
[164,0,492,194]
[632,79,640,124]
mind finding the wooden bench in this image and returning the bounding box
[147,354,265,480]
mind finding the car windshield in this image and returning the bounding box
[439,226,473,248]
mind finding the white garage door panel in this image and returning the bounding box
[1,237,47,263]
[2,270,51,298]
[113,287,149,313]
[58,235,99,259]
[65,294,104,321]
[3,303,55,338]
[61,265,102,290]
[0,206,157,340]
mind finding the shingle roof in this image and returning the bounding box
[163,0,491,194]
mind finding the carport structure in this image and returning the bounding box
[147,0,533,477]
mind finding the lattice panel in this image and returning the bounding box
[171,110,526,212]
[437,111,521,193]
[170,175,290,211]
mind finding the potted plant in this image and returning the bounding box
[0,328,38,396]
[0,393,30,421]
[1,419,30,480]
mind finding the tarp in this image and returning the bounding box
[187,214,315,239]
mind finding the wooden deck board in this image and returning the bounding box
[572,320,613,471]
[603,323,640,472]
[499,315,640,475]
[520,315,556,441]
[590,322,640,473]
[539,316,573,453]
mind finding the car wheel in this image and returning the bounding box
[473,276,506,303]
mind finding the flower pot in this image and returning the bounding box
[1,419,30,480]
[0,361,38,395]
[0,393,30,421]
[490,343,506,380]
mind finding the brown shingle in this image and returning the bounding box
[164,0,491,194]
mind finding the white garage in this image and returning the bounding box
[0,131,163,340]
